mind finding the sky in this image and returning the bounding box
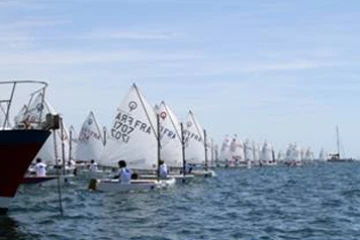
[0,0,360,157]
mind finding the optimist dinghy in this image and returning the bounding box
[88,178,176,193]
[93,84,176,192]
[183,110,216,177]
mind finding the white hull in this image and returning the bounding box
[139,174,194,183]
[191,169,216,177]
[39,174,75,187]
[78,169,111,179]
[90,178,176,193]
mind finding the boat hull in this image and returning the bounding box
[191,169,216,177]
[139,174,194,184]
[22,176,57,184]
[0,130,50,214]
[90,178,176,193]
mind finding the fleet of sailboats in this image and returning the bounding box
[8,83,354,192]
[0,80,357,216]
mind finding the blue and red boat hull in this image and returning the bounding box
[0,129,50,214]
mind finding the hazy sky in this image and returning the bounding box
[1,0,360,157]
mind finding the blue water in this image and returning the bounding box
[2,163,360,240]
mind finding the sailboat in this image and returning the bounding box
[252,142,260,166]
[75,111,105,162]
[328,126,353,162]
[277,150,285,162]
[305,147,314,161]
[318,148,328,161]
[74,111,107,178]
[229,135,246,167]
[219,135,231,167]
[183,110,215,177]
[140,101,194,183]
[210,140,218,168]
[261,141,276,166]
[17,92,75,185]
[90,84,175,192]
[243,139,253,168]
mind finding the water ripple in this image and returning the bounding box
[3,163,360,239]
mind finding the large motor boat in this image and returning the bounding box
[0,80,55,214]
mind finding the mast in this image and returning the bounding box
[60,118,66,175]
[211,138,214,167]
[181,123,186,178]
[69,127,73,161]
[336,125,340,158]
[157,114,161,181]
[252,142,256,162]
[103,126,107,146]
[204,129,208,171]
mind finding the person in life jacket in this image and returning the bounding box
[159,160,168,179]
[89,159,98,172]
[180,160,192,174]
[117,160,131,184]
[34,158,47,177]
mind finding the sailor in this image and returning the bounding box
[89,159,98,172]
[117,160,131,184]
[54,158,62,169]
[184,160,192,174]
[159,160,168,179]
[34,158,47,177]
[67,159,76,169]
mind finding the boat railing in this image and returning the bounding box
[0,80,48,129]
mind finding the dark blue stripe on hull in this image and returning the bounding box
[0,130,50,144]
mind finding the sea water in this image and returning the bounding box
[1,162,360,240]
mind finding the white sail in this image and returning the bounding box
[100,84,158,170]
[13,104,27,127]
[253,142,260,162]
[205,136,212,166]
[229,135,245,162]
[285,143,294,161]
[183,110,205,165]
[261,141,273,162]
[301,148,306,161]
[210,139,217,167]
[305,147,314,161]
[293,143,301,162]
[319,149,328,161]
[69,125,78,161]
[22,93,70,164]
[219,135,231,162]
[277,150,285,161]
[244,139,254,161]
[158,101,182,168]
[75,111,105,162]
[22,92,56,124]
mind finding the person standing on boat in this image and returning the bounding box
[159,160,168,179]
[34,158,47,177]
[117,160,131,184]
[89,159,98,172]
[180,160,192,174]
[184,160,192,174]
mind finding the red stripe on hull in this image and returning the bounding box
[0,130,50,199]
